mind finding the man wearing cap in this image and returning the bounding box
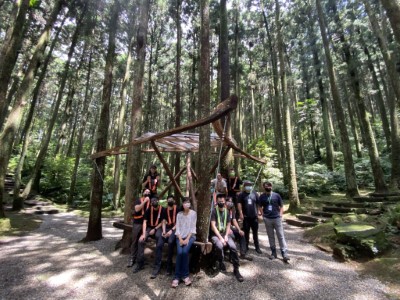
[134,196,166,278]
[237,180,262,254]
[210,194,244,282]
[127,189,151,268]
[259,181,290,262]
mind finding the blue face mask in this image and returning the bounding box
[210,188,215,194]
[245,186,252,192]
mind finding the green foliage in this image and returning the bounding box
[387,204,400,229]
[29,0,40,8]
[41,155,74,196]
[297,163,338,195]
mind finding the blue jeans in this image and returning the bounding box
[174,236,195,280]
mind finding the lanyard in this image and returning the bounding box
[150,206,162,227]
[167,205,176,225]
[216,208,227,232]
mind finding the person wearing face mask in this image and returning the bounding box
[127,189,151,268]
[210,194,244,282]
[225,197,253,261]
[237,180,262,254]
[134,196,166,278]
[227,168,242,209]
[162,195,179,275]
[259,181,289,262]
[171,198,197,288]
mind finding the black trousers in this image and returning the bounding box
[211,235,240,269]
[230,227,247,255]
[130,223,143,262]
[243,217,259,249]
[162,228,176,268]
[137,227,164,269]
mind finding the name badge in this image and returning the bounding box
[248,198,252,205]
[268,205,272,211]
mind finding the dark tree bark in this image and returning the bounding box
[275,0,300,211]
[380,0,400,45]
[120,0,150,252]
[84,0,121,241]
[316,0,359,197]
[0,0,30,128]
[197,0,212,242]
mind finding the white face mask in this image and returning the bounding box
[183,203,191,209]
[245,186,252,192]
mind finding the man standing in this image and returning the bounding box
[259,181,289,262]
[227,168,242,208]
[162,195,178,275]
[211,173,228,195]
[210,194,244,282]
[127,189,150,268]
[237,181,262,254]
[134,196,166,278]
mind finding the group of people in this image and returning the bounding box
[128,165,289,288]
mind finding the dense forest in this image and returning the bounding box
[1,0,400,242]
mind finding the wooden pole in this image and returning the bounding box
[158,166,186,198]
[209,146,231,175]
[151,141,184,199]
[186,152,197,211]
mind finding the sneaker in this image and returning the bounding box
[270,250,277,260]
[171,279,179,288]
[183,277,192,286]
[255,248,262,254]
[219,262,227,272]
[282,255,290,262]
[127,259,135,268]
[150,269,159,279]
[234,269,244,282]
[240,254,253,261]
[133,264,144,273]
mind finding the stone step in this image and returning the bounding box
[311,210,349,218]
[322,206,356,213]
[296,214,327,223]
[353,195,400,203]
[285,218,316,228]
[24,200,52,206]
[320,201,381,209]
[34,209,59,215]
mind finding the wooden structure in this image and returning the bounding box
[91,95,265,253]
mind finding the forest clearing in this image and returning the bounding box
[1,0,400,298]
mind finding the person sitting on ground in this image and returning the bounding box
[171,198,197,288]
[162,195,179,275]
[134,196,166,278]
[210,194,244,282]
[142,165,160,197]
[127,189,151,268]
[237,180,262,254]
[226,197,253,261]
[259,181,290,262]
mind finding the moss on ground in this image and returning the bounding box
[303,222,337,246]
[0,211,42,239]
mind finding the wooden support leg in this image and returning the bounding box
[186,152,197,211]
[158,167,186,198]
[209,146,231,175]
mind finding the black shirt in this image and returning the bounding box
[144,206,166,228]
[259,192,283,219]
[132,197,150,224]
[238,191,259,219]
[210,207,231,235]
[165,205,180,229]
[142,173,159,193]
[228,176,242,193]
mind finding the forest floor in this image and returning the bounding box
[0,207,399,300]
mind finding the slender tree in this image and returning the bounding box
[380,0,400,45]
[84,0,121,241]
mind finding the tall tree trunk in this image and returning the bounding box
[380,0,400,45]
[68,51,93,206]
[113,38,133,209]
[120,0,150,252]
[174,0,182,194]
[275,0,299,211]
[330,1,387,194]
[84,0,120,242]
[21,8,83,199]
[0,0,30,128]
[0,0,65,218]
[316,0,359,197]
[197,0,212,242]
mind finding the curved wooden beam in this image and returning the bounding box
[90,95,238,159]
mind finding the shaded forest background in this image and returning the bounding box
[1,0,400,240]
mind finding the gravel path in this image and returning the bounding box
[0,212,392,300]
